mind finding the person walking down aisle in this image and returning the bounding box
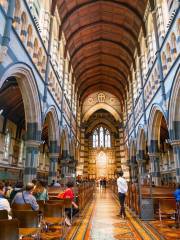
[117,172,128,218]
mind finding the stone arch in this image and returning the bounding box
[0,63,42,132]
[168,69,180,139]
[86,118,117,134]
[69,138,76,160]
[147,104,167,150]
[129,138,138,182]
[60,127,70,157]
[129,139,137,162]
[82,103,121,122]
[136,126,146,153]
[44,106,60,146]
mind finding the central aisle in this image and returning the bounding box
[68,188,159,240]
[87,188,140,240]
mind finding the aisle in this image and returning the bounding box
[87,188,141,240]
[68,188,159,240]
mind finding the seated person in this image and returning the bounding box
[9,181,23,204]
[12,182,39,210]
[53,180,61,187]
[58,181,78,226]
[33,180,48,201]
[0,181,11,218]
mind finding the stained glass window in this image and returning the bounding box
[93,130,98,148]
[92,127,111,148]
[100,127,104,147]
[105,129,111,147]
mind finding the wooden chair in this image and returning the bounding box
[0,209,8,219]
[36,200,45,213]
[12,210,40,238]
[44,203,64,223]
[158,199,176,221]
[11,203,32,210]
[42,203,65,239]
[64,198,73,221]
[0,219,19,240]
[46,199,64,204]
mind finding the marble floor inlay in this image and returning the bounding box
[68,188,174,240]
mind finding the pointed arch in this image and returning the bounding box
[44,106,60,145]
[168,70,180,139]
[82,103,121,122]
[0,63,42,131]
[147,104,168,149]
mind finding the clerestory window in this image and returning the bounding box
[92,127,111,148]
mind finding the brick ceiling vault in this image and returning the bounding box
[55,0,148,105]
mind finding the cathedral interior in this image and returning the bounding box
[0,0,180,239]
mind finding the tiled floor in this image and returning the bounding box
[88,188,140,240]
[145,219,180,240]
[68,188,162,240]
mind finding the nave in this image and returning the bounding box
[67,187,180,240]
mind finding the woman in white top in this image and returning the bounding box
[0,181,11,218]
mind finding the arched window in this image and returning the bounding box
[99,127,104,147]
[92,127,111,148]
[93,130,98,148]
[171,32,177,60]
[105,129,111,147]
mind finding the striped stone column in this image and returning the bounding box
[48,140,59,185]
[48,153,59,185]
[0,0,15,62]
[171,140,180,183]
[24,123,41,184]
[137,150,147,178]
[61,143,69,177]
[24,140,40,184]
[77,128,85,176]
[130,156,138,183]
[148,152,161,186]
[83,139,89,177]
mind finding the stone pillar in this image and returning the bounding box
[148,152,161,186]
[24,140,40,184]
[61,145,69,177]
[138,55,147,124]
[171,140,180,183]
[0,0,15,62]
[137,160,146,184]
[48,153,59,185]
[43,15,54,104]
[130,156,138,182]
[151,10,166,106]
[24,123,41,184]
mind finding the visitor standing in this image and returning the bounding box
[117,172,128,218]
[174,184,180,226]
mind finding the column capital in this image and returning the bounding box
[25,140,41,148]
[170,140,180,147]
[137,159,146,165]
[49,153,59,159]
[148,152,160,158]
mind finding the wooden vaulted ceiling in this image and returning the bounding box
[0,78,25,128]
[55,0,147,103]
